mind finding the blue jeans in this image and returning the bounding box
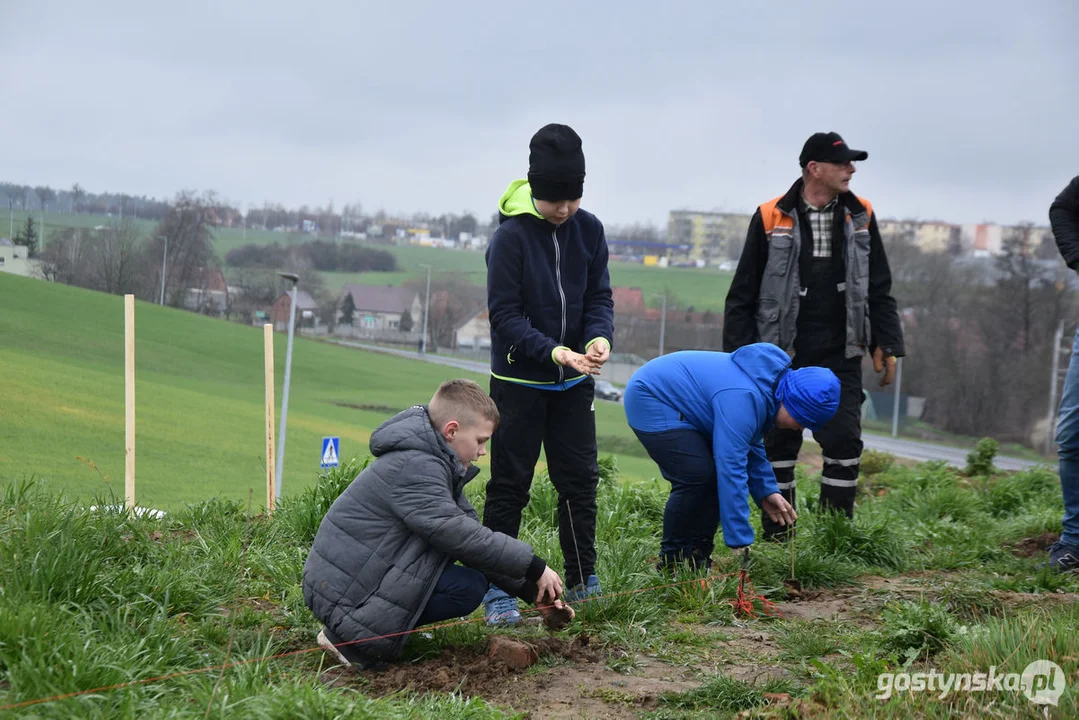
[1056,330,1079,547]
[416,564,489,626]
[632,427,719,563]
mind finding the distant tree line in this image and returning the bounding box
[0,181,173,221]
[0,179,486,243]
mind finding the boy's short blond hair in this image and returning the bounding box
[428,379,500,430]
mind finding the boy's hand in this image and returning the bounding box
[555,348,602,376]
[535,566,564,604]
[586,339,610,366]
[761,492,797,527]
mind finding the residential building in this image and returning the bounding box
[612,286,646,316]
[0,240,39,278]
[184,267,230,315]
[271,290,320,331]
[338,284,422,331]
[913,222,958,253]
[959,223,1004,256]
[455,309,491,349]
[877,219,918,242]
[666,210,751,263]
[1001,224,1055,255]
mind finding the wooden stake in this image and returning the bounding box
[124,294,135,515]
[264,323,276,514]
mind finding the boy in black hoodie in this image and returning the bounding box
[482,123,615,624]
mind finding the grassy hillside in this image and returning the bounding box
[0,274,659,510]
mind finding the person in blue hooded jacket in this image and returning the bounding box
[623,343,840,569]
[481,123,615,625]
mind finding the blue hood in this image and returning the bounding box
[729,343,791,426]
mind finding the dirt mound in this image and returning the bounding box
[333,635,599,698]
[318,634,709,719]
[1009,532,1058,557]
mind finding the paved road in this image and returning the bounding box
[339,341,1046,472]
[836,431,1042,472]
[334,341,492,374]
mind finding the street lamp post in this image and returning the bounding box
[157,236,168,306]
[274,272,300,503]
[420,264,432,354]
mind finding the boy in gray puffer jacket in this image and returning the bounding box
[303,379,572,670]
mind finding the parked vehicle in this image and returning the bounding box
[594,379,623,402]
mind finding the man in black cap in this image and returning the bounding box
[723,132,905,537]
[481,123,615,624]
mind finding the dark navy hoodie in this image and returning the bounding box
[485,179,614,386]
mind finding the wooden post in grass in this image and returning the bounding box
[124,294,135,515]
[264,324,276,514]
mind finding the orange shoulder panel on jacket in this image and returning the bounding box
[758,195,792,234]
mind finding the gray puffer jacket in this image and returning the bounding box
[302,406,537,660]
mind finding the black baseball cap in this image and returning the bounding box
[799,132,868,168]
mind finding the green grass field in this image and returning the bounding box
[1,448,1076,717]
[3,209,155,251]
[211,223,735,311]
[0,273,658,510]
[318,258,733,314]
[14,210,734,312]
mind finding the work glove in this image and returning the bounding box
[872,347,897,387]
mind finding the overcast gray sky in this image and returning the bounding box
[2,1,1076,228]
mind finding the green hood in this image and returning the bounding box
[497,179,543,219]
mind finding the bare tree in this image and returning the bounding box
[0,184,17,234]
[71,183,85,213]
[39,227,91,285]
[33,185,56,213]
[150,194,218,306]
[89,218,147,295]
[891,237,1076,445]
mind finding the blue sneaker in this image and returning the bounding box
[1041,541,1079,573]
[565,575,602,604]
[483,585,522,626]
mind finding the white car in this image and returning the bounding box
[594,380,623,403]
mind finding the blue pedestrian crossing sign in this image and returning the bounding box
[320,437,340,468]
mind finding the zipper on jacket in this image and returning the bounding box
[552,230,567,384]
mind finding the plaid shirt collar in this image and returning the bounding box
[801,195,837,214]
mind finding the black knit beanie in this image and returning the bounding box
[527,123,586,201]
